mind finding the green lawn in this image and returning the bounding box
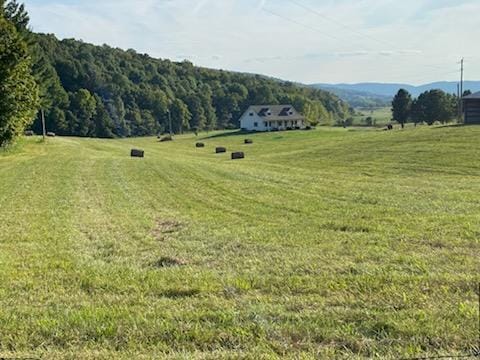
[0,126,479,359]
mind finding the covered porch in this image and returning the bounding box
[263,119,305,131]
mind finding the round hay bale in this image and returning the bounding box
[24,130,34,136]
[244,139,253,144]
[231,152,245,160]
[46,132,56,137]
[196,143,205,148]
[131,149,145,158]
[216,147,227,154]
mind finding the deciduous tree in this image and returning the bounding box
[0,14,38,146]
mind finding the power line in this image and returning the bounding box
[262,8,345,42]
[262,4,463,83]
[285,0,396,48]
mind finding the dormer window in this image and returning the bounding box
[249,112,254,116]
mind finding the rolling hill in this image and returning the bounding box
[310,85,392,108]
[29,33,350,138]
[312,81,480,99]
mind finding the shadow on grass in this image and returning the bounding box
[430,123,479,129]
[162,288,200,298]
[199,130,255,140]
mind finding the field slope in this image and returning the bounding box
[0,126,479,359]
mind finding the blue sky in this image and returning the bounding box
[23,0,480,84]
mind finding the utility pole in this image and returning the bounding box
[167,109,173,136]
[457,83,461,120]
[459,58,464,121]
[460,58,464,98]
[41,109,46,140]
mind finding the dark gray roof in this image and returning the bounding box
[463,91,480,100]
[248,105,304,121]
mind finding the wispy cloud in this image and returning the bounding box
[23,0,480,84]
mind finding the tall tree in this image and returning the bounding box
[170,98,191,134]
[69,89,97,136]
[0,14,39,146]
[411,90,456,125]
[392,89,412,128]
[2,0,29,33]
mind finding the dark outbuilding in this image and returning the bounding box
[463,92,480,124]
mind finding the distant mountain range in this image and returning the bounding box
[311,81,480,101]
[309,86,392,108]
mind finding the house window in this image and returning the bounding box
[254,122,258,127]
[264,122,267,127]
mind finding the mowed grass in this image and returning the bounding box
[0,126,479,359]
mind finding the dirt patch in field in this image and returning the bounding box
[152,256,188,268]
[322,222,371,233]
[152,218,183,241]
[163,288,200,298]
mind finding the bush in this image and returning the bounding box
[365,117,376,126]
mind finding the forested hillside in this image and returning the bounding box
[30,34,350,138]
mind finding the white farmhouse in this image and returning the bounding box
[239,105,305,131]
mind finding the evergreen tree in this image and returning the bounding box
[392,89,412,128]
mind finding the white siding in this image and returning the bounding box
[240,107,267,131]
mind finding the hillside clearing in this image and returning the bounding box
[0,126,479,359]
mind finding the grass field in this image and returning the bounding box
[353,107,392,126]
[0,126,479,359]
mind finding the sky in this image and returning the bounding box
[23,0,480,85]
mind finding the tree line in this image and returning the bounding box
[0,1,351,146]
[0,0,39,146]
[391,88,470,128]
